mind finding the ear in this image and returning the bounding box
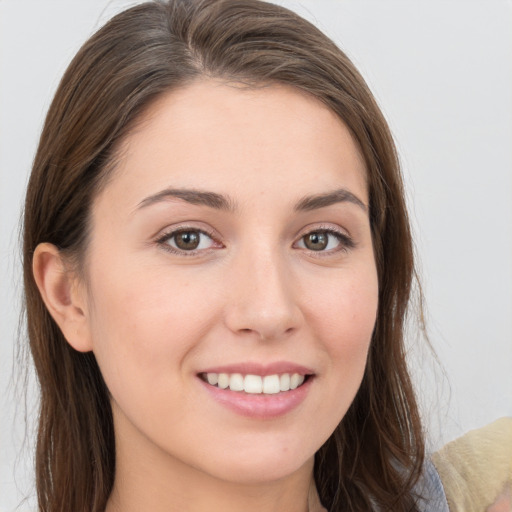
[32,243,93,353]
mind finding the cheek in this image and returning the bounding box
[85,259,220,396]
[288,264,378,444]
[305,264,378,398]
[309,266,378,350]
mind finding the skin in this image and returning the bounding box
[34,81,379,512]
[487,485,511,512]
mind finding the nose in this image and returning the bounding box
[223,248,303,341]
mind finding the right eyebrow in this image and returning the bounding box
[136,187,237,212]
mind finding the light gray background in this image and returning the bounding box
[1,1,511,510]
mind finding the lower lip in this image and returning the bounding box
[199,377,313,419]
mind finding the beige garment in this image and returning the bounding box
[432,417,512,512]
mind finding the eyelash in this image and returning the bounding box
[295,226,356,256]
[155,225,355,256]
[155,226,221,256]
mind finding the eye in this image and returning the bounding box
[158,228,218,253]
[296,229,353,252]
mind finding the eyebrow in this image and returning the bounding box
[136,186,367,213]
[294,188,367,212]
[137,188,236,211]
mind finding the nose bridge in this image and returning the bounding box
[224,241,302,340]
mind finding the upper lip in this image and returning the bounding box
[198,361,314,376]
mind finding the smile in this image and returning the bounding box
[199,372,307,394]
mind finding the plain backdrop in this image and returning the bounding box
[1,1,511,510]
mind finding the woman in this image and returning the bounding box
[23,0,445,511]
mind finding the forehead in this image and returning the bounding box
[96,80,368,213]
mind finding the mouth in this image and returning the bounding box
[197,365,314,418]
[198,372,311,395]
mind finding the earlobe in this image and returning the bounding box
[32,243,93,353]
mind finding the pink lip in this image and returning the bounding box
[198,361,314,376]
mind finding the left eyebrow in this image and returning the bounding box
[294,188,367,212]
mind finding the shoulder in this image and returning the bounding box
[414,457,450,512]
[431,417,512,512]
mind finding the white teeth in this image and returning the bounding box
[229,373,244,391]
[203,372,308,394]
[207,373,218,385]
[290,373,304,390]
[263,375,280,394]
[279,373,290,391]
[244,374,263,394]
[218,373,229,389]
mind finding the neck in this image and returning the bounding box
[105,408,323,512]
[107,454,318,512]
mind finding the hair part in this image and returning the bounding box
[23,1,424,511]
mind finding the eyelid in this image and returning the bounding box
[293,224,356,253]
[154,223,223,256]
[152,222,355,257]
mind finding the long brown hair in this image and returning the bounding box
[23,1,424,510]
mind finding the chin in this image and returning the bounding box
[208,456,313,485]
[191,435,317,485]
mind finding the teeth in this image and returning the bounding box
[279,373,290,391]
[244,374,263,394]
[229,373,244,391]
[202,372,308,394]
[290,373,304,390]
[263,375,280,394]
[218,373,229,389]
[207,373,218,386]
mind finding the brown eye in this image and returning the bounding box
[158,228,218,254]
[296,229,353,253]
[303,231,329,251]
[157,227,219,256]
[173,231,201,250]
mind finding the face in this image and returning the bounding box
[81,81,378,485]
